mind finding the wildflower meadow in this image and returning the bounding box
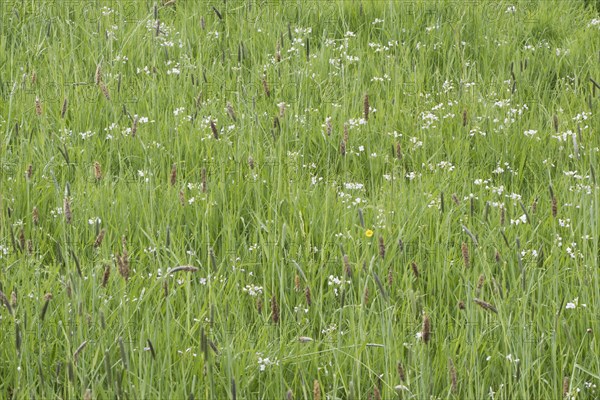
[1,0,599,399]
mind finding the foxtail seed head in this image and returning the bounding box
[271,295,279,324]
[61,98,68,118]
[95,64,102,85]
[63,197,72,224]
[421,313,431,344]
[35,97,42,116]
[313,380,321,400]
[305,286,311,306]
[94,161,102,181]
[461,242,469,268]
[378,236,385,258]
[170,163,177,186]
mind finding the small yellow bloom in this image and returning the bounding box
[365,229,374,238]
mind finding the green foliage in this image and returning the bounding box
[0,0,599,399]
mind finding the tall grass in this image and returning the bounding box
[1,0,599,398]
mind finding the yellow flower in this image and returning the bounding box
[365,229,374,238]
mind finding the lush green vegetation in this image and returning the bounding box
[1,0,599,398]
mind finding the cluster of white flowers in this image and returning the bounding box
[510,214,527,225]
[565,297,587,309]
[242,284,263,297]
[321,323,338,335]
[328,275,350,296]
[0,244,9,259]
[344,182,364,190]
[256,353,279,372]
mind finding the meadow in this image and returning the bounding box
[0,0,599,398]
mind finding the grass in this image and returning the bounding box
[1,0,599,399]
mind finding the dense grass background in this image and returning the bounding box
[1,0,599,398]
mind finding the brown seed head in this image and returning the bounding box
[275,42,281,62]
[363,94,369,121]
[170,163,177,186]
[325,117,332,136]
[117,254,130,281]
[94,229,106,249]
[461,242,469,268]
[94,161,102,181]
[305,286,311,306]
[340,139,346,156]
[99,82,110,100]
[343,123,349,143]
[61,98,68,118]
[421,313,431,344]
[411,261,419,278]
[95,64,102,85]
[117,245,130,282]
[397,361,406,382]
[476,274,485,295]
[279,102,286,118]
[562,377,569,398]
[32,206,39,226]
[132,115,138,137]
[35,97,42,116]
[19,228,25,251]
[343,254,352,278]
[313,380,321,400]
[452,193,460,205]
[449,358,457,392]
[378,236,385,259]
[64,197,72,224]
[373,386,381,400]
[271,295,279,324]
[473,298,497,313]
[226,102,236,122]
[210,120,219,139]
[102,263,110,288]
